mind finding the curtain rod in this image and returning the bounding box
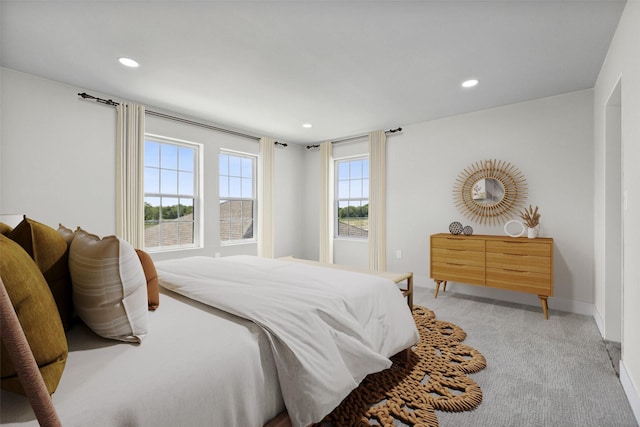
[305,127,402,149]
[77,92,277,144]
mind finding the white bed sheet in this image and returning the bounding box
[0,289,284,427]
[155,255,419,427]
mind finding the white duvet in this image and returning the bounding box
[155,255,419,427]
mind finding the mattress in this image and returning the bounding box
[0,288,284,426]
[155,255,419,427]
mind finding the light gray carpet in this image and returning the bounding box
[413,286,638,427]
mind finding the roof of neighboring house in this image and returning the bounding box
[144,201,255,248]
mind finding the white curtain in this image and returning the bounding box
[319,141,334,264]
[368,130,387,271]
[116,103,145,249]
[258,137,275,258]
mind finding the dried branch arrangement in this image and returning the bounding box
[519,205,540,228]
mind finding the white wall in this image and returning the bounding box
[0,68,306,261]
[274,142,305,258]
[1,69,117,236]
[594,1,640,420]
[302,90,595,315]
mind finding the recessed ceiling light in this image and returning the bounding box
[118,57,139,68]
[462,79,479,88]
[302,123,313,128]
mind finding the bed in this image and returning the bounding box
[1,254,418,427]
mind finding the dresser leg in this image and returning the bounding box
[538,295,549,320]
[434,280,447,298]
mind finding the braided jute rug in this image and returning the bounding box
[322,305,487,427]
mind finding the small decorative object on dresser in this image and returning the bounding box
[430,233,554,319]
[449,221,463,235]
[503,219,525,238]
[462,225,473,236]
[519,205,541,239]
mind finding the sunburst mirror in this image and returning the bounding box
[453,159,528,225]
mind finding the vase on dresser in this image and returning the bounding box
[527,227,539,239]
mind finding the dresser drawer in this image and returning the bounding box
[431,236,484,251]
[486,268,552,295]
[431,262,484,285]
[486,252,551,274]
[432,247,484,267]
[486,240,551,257]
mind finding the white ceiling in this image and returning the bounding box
[0,1,626,144]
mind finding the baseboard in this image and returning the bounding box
[620,360,640,424]
[547,296,594,317]
[419,282,595,316]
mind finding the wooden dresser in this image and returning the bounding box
[430,233,554,319]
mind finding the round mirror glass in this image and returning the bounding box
[471,178,504,206]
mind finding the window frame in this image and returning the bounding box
[334,155,369,240]
[143,134,202,252]
[219,149,258,246]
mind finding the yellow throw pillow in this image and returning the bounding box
[0,234,68,396]
[0,222,12,236]
[8,217,74,331]
[69,229,148,343]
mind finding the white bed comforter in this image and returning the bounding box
[155,255,419,427]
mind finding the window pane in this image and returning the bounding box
[338,162,349,180]
[338,180,349,199]
[229,156,241,177]
[161,197,179,219]
[160,144,178,169]
[178,171,194,196]
[160,170,178,194]
[219,154,229,175]
[177,198,193,218]
[145,141,160,168]
[351,161,363,179]
[363,159,369,178]
[144,227,160,248]
[144,197,160,222]
[219,176,229,198]
[241,157,252,178]
[242,220,254,239]
[363,178,369,197]
[229,177,241,197]
[242,200,254,218]
[178,146,195,172]
[159,222,178,247]
[145,167,160,194]
[177,220,194,245]
[350,179,362,198]
[241,178,252,198]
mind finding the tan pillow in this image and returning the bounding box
[8,217,74,331]
[135,249,160,311]
[56,223,76,246]
[0,234,68,396]
[0,222,12,236]
[69,229,148,343]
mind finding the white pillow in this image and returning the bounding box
[69,229,148,343]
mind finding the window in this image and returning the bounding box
[336,157,369,238]
[144,138,199,250]
[219,151,256,243]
